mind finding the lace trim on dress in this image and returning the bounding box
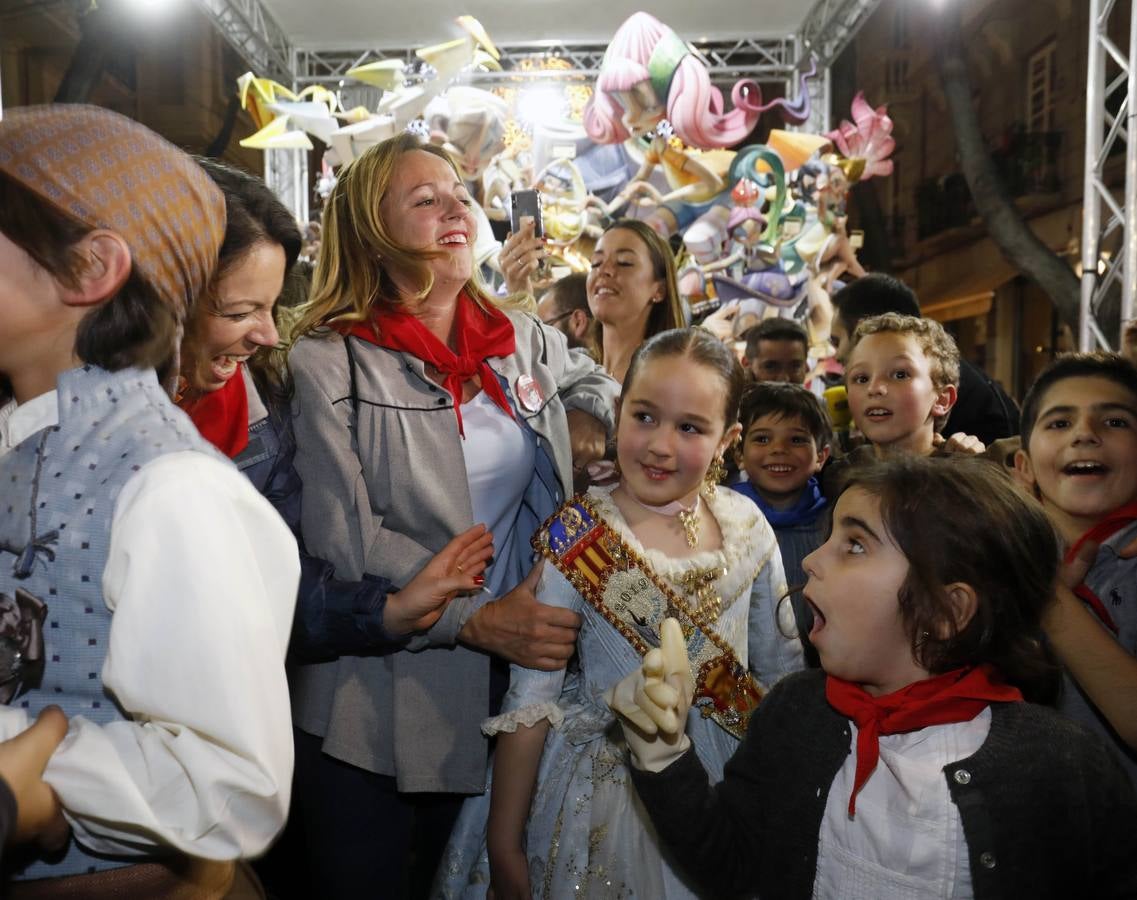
[586,483,773,612]
[482,701,565,736]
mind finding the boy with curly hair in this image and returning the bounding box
[844,313,962,456]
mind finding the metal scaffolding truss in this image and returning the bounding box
[294,37,802,88]
[264,145,309,224]
[1080,0,1136,351]
[193,0,885,97]
[194,0,883,219]
[194,0,294,85]
[294,47,382,85]
[798,0,885,68]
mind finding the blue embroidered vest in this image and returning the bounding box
[0,366,221,877]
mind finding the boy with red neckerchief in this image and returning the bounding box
[1015,352,1137,782]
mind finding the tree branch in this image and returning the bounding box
[936,0,1080,327]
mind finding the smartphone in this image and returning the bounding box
[510,189,544,237]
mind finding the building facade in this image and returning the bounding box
[1,0,263,174]
[836,0,1122,399]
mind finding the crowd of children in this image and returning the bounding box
[452,285,1137,896]
[613,455,1137,899]
[598,306,1137,899]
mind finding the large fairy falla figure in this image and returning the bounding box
[583,11,811,239]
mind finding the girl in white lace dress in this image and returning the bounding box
[437,328,804,898]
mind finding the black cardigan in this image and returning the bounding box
[631,669,1137,900]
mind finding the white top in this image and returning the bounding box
[460,390,536,597]
[0,394,299,861]
[813,708,991,900]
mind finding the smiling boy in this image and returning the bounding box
[1016,352,1137,784]
[732,383,832,664]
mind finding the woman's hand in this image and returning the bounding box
[488,846,532,900]
[606,618,694,772]
[383,525,495,636]
[499,218,548,296]
[0,706,70,850]
[458,561,581,670]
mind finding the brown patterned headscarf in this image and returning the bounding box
[0,104,225,321]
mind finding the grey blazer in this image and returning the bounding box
[288,310,619,792]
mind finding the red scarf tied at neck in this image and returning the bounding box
[1062,500,1137,635]
[178,365,249,459]
[825,664,1023,818]
[343,292,517,437]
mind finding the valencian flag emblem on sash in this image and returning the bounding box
[534,496,765,739]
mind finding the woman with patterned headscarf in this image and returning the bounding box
[0,104,297,896]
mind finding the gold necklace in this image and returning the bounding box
[676,502,701,549]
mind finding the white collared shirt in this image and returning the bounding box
[0,392,299,861]
[0,391,57,453]
[812,709,990,899]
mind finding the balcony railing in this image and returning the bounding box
[991,129,1063,196]
[916,130,1062,241]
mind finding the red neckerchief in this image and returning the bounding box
[825,665,1023,818]
[1062,501,1137,635]
[343,292,516,437]
[178,365,250,458]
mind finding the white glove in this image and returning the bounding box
[605,618,695,772]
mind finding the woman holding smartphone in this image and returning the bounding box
[502,218,685,384]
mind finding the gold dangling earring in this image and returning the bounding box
[704,455,725,495]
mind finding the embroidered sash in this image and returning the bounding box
[533,495,764,739]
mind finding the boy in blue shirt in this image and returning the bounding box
[732,382,832,664]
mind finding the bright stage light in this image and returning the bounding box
[515,86,567,128]
[118,0,179,15]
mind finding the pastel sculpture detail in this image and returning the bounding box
[826,90,896,183]
[582,11,814,240]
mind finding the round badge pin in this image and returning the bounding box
[516,374,544,412]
